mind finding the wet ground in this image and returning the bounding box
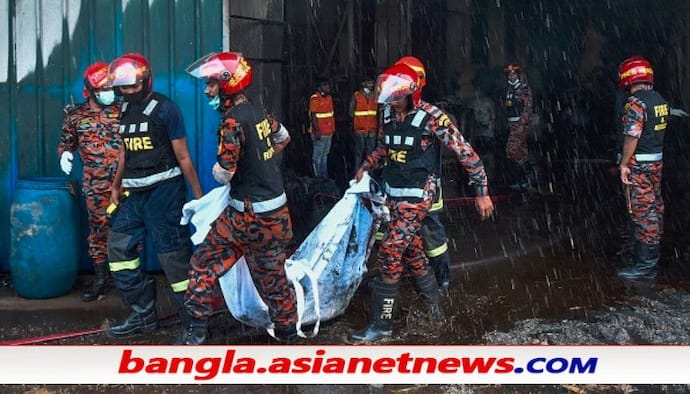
[1,158,690,393]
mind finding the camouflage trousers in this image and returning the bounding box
[185,204,297,329]
[378,180,436,283]
[506,122,529,165]
[85,190,111,267]
[630,161,664,245]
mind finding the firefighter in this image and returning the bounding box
[106,53,202,337]
[349,74,378,172]
[177,52,297,345]
[57,62,121,302]
[502,63,534,191]
[309,77,336,178]
[395,56,453,293]
[348,63,494,344]
[616,56,668,281]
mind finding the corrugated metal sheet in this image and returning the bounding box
[1,0,225,272]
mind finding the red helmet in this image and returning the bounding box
[186,52,253,95]
[82,61,110,99]
[618,56,654,90]
[504,63,522,75]
[109,53,152,93]
[375,63,420,106]
[395,56,426,89]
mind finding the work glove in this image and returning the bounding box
[212,162,234,185]
[60,151,73,175]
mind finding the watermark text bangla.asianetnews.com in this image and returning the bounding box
[119,348,597,381]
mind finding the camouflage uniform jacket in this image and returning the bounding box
[57,102,122,195]
[362,101,490,197]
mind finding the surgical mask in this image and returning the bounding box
[363,87,372,94]
[96,90,115,106]
[208,96,220,110]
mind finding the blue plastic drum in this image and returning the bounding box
[10,177,79,298]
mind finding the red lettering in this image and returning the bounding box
[396,353,413,373]
[322,358,346,373]
[268,358,292,373]
[221,350,235,373]
[166,357,193,373]
[291,358,311,373]
[412,357,437,373]
[438,357,461,373]
[146,358,171,373]
[372,357,395,373]
[494,357,515,373]
[461,357,496,373]
[118,349,143,373]
[347,357,372,373]
[195,357,221,380]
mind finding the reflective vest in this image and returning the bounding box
[309,93,335,135]
[632,89,668,161]
[227,101,286,212]
[353,91,377,133]
[119,93,180,190]
[380,106,440,199]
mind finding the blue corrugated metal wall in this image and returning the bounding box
[0,0,224,272]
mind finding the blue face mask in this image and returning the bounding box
[208,96,220,110]
[96,90,115,106]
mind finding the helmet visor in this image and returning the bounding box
[186,53,237,81]
[375,73,417,104]
[110,62,145,87]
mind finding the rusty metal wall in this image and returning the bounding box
[0,0,224,272]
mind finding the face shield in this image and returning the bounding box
[186,53,233,81]
[110,62,148,88]
[186,52,252,97]
[375,73,417,104]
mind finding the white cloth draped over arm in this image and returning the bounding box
[180,185,230,245]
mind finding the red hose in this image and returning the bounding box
[0,328,107,346]
[0,313,180,346]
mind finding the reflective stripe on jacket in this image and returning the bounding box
[353,91,377,133]
[309,93,336,135]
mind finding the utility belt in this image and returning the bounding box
[229,192,287,213]
[635,152,663,162]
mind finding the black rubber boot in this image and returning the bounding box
[617,241,659,280]
[510,162,534,192]
[81,263,110,302]
[347,279,398,344]
[428,253,451,296]
[109,278,158,337]
[174,316,208,345]
[413,270,445,320]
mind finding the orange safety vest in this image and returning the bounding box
[352,91,377,133]
[309,93,336,136]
